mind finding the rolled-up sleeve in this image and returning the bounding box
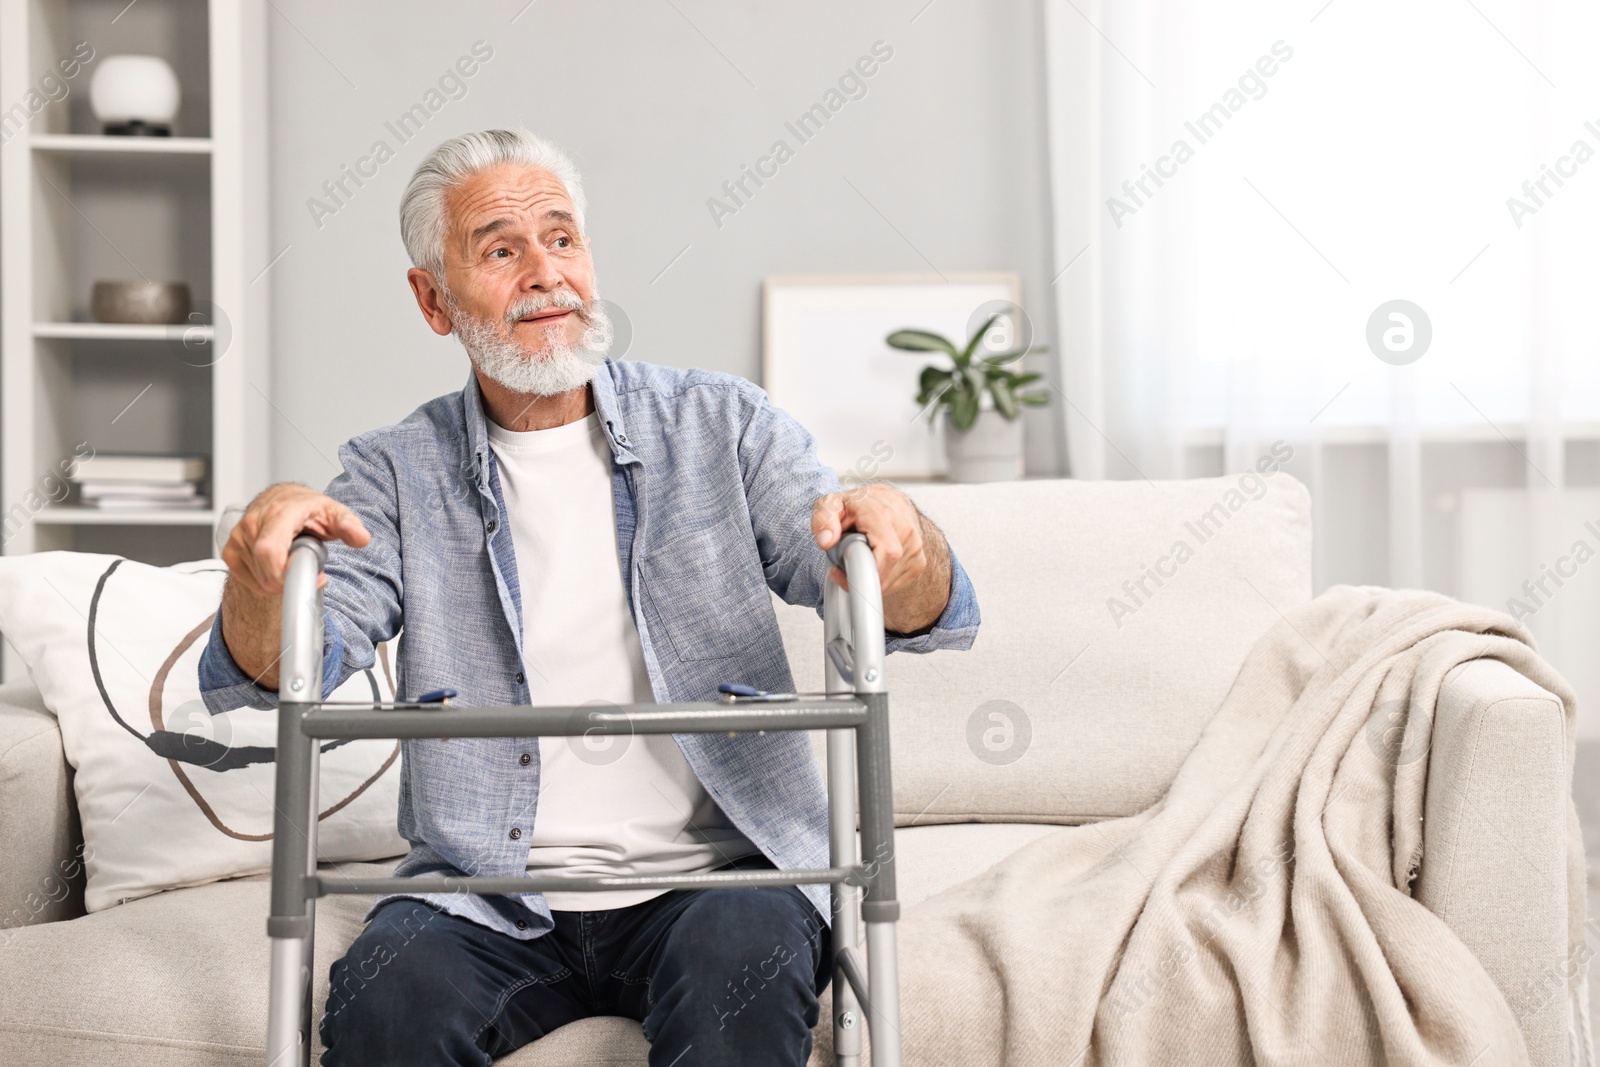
[883,547,979,654]
[736,378,980,657]
[197,608,350,714]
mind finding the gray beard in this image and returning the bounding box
[444,287,613,397]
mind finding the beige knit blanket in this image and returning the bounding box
[818,586,1589,1066]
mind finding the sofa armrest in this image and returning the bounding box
[1414,657,1573,1067]
[0,681,86,939]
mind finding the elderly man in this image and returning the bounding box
[201,128,979,1066]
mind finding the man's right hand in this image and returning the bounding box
[218,484,369,688]
[222,483,371,597]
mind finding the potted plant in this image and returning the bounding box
[887,315,1049,482]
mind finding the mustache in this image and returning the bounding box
[504,290,588,328]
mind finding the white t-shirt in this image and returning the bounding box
[486,411,758,910]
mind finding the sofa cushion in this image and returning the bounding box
[0,682,85,932]
[0,823,1061,1065]
[781,474,1313,824]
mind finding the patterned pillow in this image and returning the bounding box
[0,551,405,911]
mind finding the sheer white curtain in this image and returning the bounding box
[1043,0,1600,731]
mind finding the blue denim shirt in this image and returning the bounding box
[199,359,979,939]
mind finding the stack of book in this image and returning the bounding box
[71,454,208,511]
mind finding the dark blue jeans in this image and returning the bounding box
[319,855,832,1066]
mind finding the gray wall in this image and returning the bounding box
[263,0,1062,491]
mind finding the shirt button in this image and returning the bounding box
[515,671,525,685]
[486,518,499,534]
[519,752,531,766]
[616,433,627,443]
[509,827,522,840]
[515,919,528,930]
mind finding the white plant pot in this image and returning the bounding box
[943,409,1023,483]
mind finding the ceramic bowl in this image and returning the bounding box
[90,281,192,325]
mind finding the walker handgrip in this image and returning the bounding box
[280,536,328,705]
[822,531,885,695]
[826,531,870,569]
[288,533,328,570]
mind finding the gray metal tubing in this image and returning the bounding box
[823,576,853,695]
[278,536,326,703]
[266,535,328,1067]
[834,945,874,1020]
[299,732,322,1063]
[829,533,885,695]
[825,571,864,1065]
[828,729,864,1066]
[854,694,898,922]
[856,690,900,1066]
[266,938,308,1067]
[314,866,861,897]
[825,537,889,1062]
[301,701,867,739]
[265,701,314,1067]
[864,921,904,1066]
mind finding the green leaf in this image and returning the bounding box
[1017,390,1050,406]
[963,365,988,400]
[915,389,949,412]
[980,348,1027,367]
[982,369,1043,390]
[991,379,1019,419]
[918,365,953,394]
[980,344,1051,366]
[886,329,959,358]
[950,388,979,431]
[960,314,1001,364]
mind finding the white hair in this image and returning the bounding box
[398,128,587,277]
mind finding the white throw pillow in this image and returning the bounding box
[0,551,407,911]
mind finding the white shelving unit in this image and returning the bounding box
[2,0,270,678]
[1,0,269,547]
[30,132,214,154]
[33,322,216,340]
[31,505,219,525]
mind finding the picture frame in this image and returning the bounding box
[761,272,1025,481]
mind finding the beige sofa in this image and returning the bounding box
[0,476,1577,1065]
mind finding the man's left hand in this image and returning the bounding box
[811,484,952,635]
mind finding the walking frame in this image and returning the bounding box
[264,531,903,1066]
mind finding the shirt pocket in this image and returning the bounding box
[639,526,772,662]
